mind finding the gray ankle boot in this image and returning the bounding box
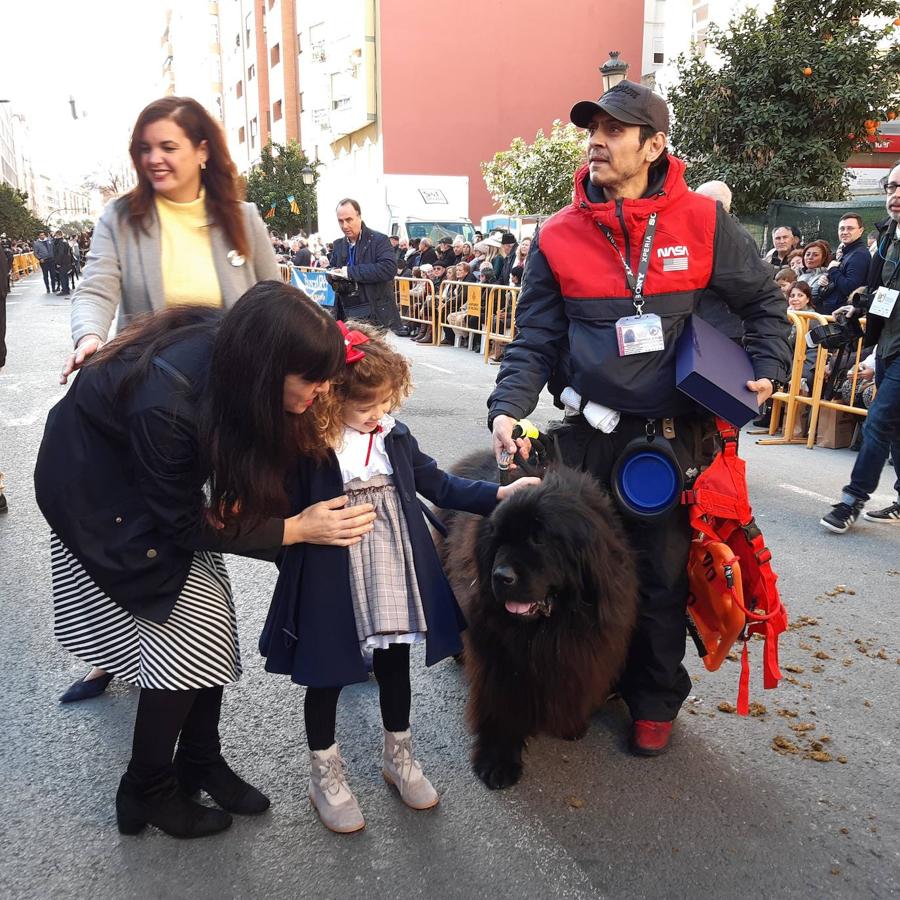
[382,729,439,810]
[309,743,365,833]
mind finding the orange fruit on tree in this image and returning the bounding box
[888,111,898,120]
[802,66,813,76]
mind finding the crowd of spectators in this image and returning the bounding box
[759,213,878,429]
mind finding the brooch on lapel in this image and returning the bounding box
[227,250,246,267]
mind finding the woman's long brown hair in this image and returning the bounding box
[122,96,249,258]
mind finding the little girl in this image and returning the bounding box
[260,322,538,834]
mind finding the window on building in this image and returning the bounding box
[330,72,351,111]
[250,116,257,149]
[270,43,280,66]
[273,100,283,121]
[265,109,271,131]
[236,79,243,98]
[239,126,245,144]
[653,37,664,65]
[245,12,252,46]
[248,63,255,80]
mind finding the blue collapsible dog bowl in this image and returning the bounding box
[611,437,683,521]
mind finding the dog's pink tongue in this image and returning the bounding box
[505,601,533,615]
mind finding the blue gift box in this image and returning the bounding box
[675,315,760,427]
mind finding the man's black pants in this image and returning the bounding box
[553,412,718,722]
[40,259,56,291]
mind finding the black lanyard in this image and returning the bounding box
[597,212,658,316]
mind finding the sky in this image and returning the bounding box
[1,0,170,185]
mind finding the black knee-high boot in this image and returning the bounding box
[116,687,232,838]
[175,686,270,815]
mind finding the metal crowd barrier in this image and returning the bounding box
[760,309,874,449]
[395,277,437,339]
[278,267,520,360]
[483,285,521,362]
[11,252,39,280]
[437,280,490,350]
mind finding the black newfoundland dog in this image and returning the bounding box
[437,452,639,790]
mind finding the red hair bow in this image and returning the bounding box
[337,320,369,364]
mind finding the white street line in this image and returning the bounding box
[417,362,454,375]
[779,482,894,506]
[778,483,834,503]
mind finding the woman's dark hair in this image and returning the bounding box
[788,281,813,305]
[89,305,224,398]
[123,96,249,257]
[202,281,345,525]
[803,239,832,267]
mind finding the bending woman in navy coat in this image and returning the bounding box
[260,322,538,833]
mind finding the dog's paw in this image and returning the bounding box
[473,750,523,790]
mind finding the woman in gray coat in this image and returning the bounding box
[58,96,281,702]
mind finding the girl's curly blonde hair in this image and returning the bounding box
[312,321,413,448]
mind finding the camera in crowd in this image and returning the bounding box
[805,312,865,350]
[325,269,359,297]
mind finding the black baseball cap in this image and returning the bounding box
[570,80,669,134]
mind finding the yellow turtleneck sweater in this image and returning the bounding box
[155,190,222,307]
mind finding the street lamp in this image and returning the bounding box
[600,51,629,93]
[301,164,314,236]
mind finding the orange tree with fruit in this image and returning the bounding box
[666,0,900,214]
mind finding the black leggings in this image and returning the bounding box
[304,644,411,751]
[127,685,224,783]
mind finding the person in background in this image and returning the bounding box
[292,238,312,268]
[796,240,831,305]
[819,166,900,532]
[787,280,814,311]
[494,233,518,284]
[775,266,797,300]
[328,199,411,336]
[788,249,805,276]
[52,231,74,296]
[56,95,281,702]
[33,231,57,293]
[764,225,799,268]
[816,214,869,314]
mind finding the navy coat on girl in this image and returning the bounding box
[259,420,499,688]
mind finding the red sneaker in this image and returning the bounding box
[630,719,673,756]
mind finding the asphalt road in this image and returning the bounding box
[1,272,898,900]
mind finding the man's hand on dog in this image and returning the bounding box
[492,414,532,467]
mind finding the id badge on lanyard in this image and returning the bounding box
[599,212,665,357]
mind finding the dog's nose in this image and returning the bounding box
[492,565,518,587]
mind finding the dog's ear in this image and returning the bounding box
[474,517,496,581]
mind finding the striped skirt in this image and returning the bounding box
[51,534,241,690]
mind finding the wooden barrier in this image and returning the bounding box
[801,315,871,449]
[758,310,820,445]
[759,310,875,449]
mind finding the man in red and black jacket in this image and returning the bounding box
[488,80,791,756]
